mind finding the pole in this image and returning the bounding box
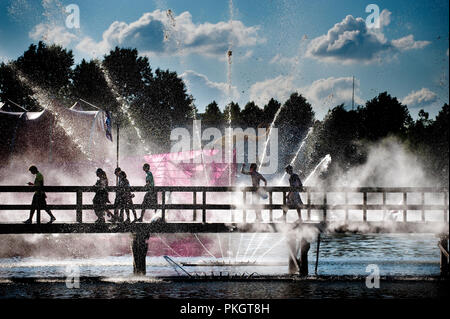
[116,123,119,186]
[352,76,355,109]
[315,233,321,275]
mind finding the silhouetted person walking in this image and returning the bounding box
[23,166,56,224]
[118,171,137,223]
[110,167,122,223]
[241,163,267,222]
[137,163,156,222]
[283,165,303,222]
[93,168,110,223]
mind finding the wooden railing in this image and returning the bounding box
[0,186,448,225]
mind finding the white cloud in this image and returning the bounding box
[181,70,239,110]
[302,76,363,116]
[76,10,265,58]
[249,75,363,119]
[306,12,429,64]
[269,53,298,65]
[249,75,297,107]
[29,23,78,47]
[402,88,438,108]
[391,35,431,51]
[379,9,392,28]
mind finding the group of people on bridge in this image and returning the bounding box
[23,163,304,224]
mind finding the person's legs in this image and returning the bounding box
[252,191,262,222]
[25,194,40,223]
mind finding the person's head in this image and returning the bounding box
[143,163,150,172]
[249,163,257,172]
[114,167,121,176]
[28,165,38,175]
[285,165,293,175]
[119,171,127,179]
[96,168,105,178]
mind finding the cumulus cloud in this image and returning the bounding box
[249,75,363,119]
[249,75,297,107]
[181,70,239,109]
[29,23,78,47]
[402,88,438,108]
[306,12,430,64]
[76,10,265,58]
[391,35,431,51]
[302,76,364,115]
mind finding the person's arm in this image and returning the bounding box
[241,164,251,175]
[259,173,267,187]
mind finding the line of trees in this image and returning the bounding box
[0,42,448,184]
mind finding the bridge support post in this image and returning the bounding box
[439,234,449,277]
[287,234,310,276]
[131,232,149,276]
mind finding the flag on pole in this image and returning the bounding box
[105,111,113,142]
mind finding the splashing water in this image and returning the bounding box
[258,106,284,171]
[304,154,332,185]
[13,67,93,160]
[99,64,150,154]
[278,127,314,183]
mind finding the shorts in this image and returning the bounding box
[287,192,303,207]
[31,193,47,209]
[142,191,157,209]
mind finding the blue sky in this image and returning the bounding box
[0,0,448,119]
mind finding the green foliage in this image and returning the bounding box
[241,101,264,128]
[202,101,223,127]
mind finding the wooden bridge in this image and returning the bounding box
[0,185,448,276]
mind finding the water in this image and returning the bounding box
[0,233,442,298]
[0,233,440,278]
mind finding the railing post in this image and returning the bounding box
[403,192,407,222]
[269,191,273,222]
[242,191,246,223]
[76,190,83,223]
[363,192,367,222]
[444,192,448,223]
[161,191,166,222]
[36,207,41,225]
[193,191,197,222]
[202,191,206,223]
[307,191,311,221]
[282,191,287,223]
[344,192,348,222]
[421,192,425,222]
[323,192,327,222]
[382,192,387,220]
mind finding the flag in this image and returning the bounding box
[104,111,113,142]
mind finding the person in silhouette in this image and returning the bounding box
[23,166,56,224]
[93,168,110,223]
[241,163,267,222]
[117,170,137,223]
[109,167,122,223]
[283,165,303,221]
[137,163,156,222]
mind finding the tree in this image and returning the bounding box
[0,62,38,111]
[263,98,281,125]
[360,92,412,140]
[241,101,264,128]
[223,101,242,126]
[202,101,223,127]
[279,92,314,131]
[16,41,74,95]
[70,59,117,111]
[149,68,194,127]
[102,47,153,104]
